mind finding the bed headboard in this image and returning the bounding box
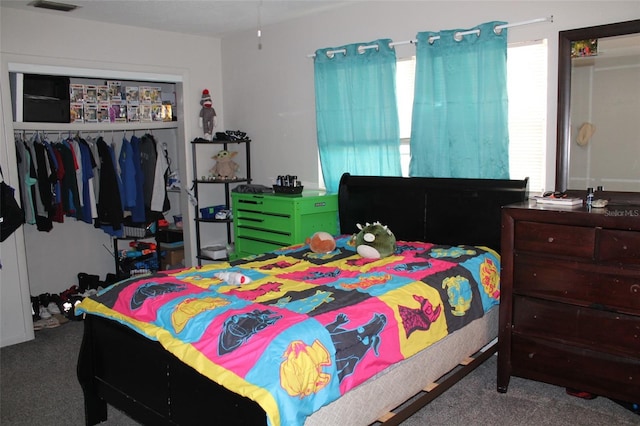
[337,173,528,251]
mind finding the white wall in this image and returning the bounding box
[1,2,638,346]
[220,1,640,190]
[0,6,223,345]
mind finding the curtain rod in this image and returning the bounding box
[307,16,553,58]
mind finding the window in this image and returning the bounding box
[396,39,548,192]
[506,40,547,193]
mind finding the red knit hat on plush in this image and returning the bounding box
[200,89,212,107]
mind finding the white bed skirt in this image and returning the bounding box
[306,305,499,426]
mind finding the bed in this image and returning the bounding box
[77,173,528,426]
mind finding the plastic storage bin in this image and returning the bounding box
[199,205,226,219]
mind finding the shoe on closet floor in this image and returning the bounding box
[77,272,100,292]
[47,302,61,315]
[33,316,60,330]
[38,305,52,320]
[48,293,64,314]
[31,296,41,321]
[59,285,79,302]
[37,293,61,315]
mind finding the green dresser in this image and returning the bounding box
[231,191,338,258]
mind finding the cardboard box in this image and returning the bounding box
[161,247,184,270]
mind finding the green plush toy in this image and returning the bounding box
[354,222,396,259]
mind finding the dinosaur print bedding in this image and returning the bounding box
[76,235,500,426]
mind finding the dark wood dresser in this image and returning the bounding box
[497,201,640,403]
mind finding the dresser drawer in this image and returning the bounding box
[510,334,640,402]
[235,226,292,246]
[598,229,640,264]
[514,255,640,314]
[235,210,293,234]
[514,221,595,258]
[512,295,640,356]
[234,195,293,216]
[234,236,287,258]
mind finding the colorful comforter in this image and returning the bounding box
[77,236,500,426]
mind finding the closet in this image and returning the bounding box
[7,70,185,322]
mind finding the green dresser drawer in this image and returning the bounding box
[233,195,292,215]
[234,210,293,234]
[234,236,286,259]
[232,191,338,257]
[235,225,292,246]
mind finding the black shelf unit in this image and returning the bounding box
[191,138,251,265]
[113,235,159,280]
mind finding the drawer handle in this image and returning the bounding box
[239,200,263,205]
[631,284,640,294]
[241,218,264,223]
[547,237,554,243]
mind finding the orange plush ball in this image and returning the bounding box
[306,232,336,253]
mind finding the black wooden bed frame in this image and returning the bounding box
[77,173,528,426]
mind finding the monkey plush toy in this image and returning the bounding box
[199,89,217,140]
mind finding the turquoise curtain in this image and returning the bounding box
[314,39,402,193]
[409,21,510,178]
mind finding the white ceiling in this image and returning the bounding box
[0,0,351,38]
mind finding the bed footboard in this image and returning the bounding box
[78,314,497,426]
[77,314,267,426]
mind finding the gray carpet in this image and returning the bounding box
[1,321,638,425]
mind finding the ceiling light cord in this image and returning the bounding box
[257,0,263,50]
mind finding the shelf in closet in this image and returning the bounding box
[12,120,179,132]
[193,178,250,184]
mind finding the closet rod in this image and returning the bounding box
[307,15,553,58]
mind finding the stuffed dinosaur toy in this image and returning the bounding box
[354,222,396,259]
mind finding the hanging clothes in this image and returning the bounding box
[129,135,146,223]
[24,136,52,231]
[13,130,170,236]
[118,135,137,214]
[139,133,157,213]
[151,141,170,214]
[42,138,64,223]
[95,136,124,234]
[85,136,101,205]
[69,137,84,212]
[56,139,82,221]
[139,133,168,222]
[51,143,67,223]
[14,136,37,225]
[78,137,99,221]
[76,137,98,224]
